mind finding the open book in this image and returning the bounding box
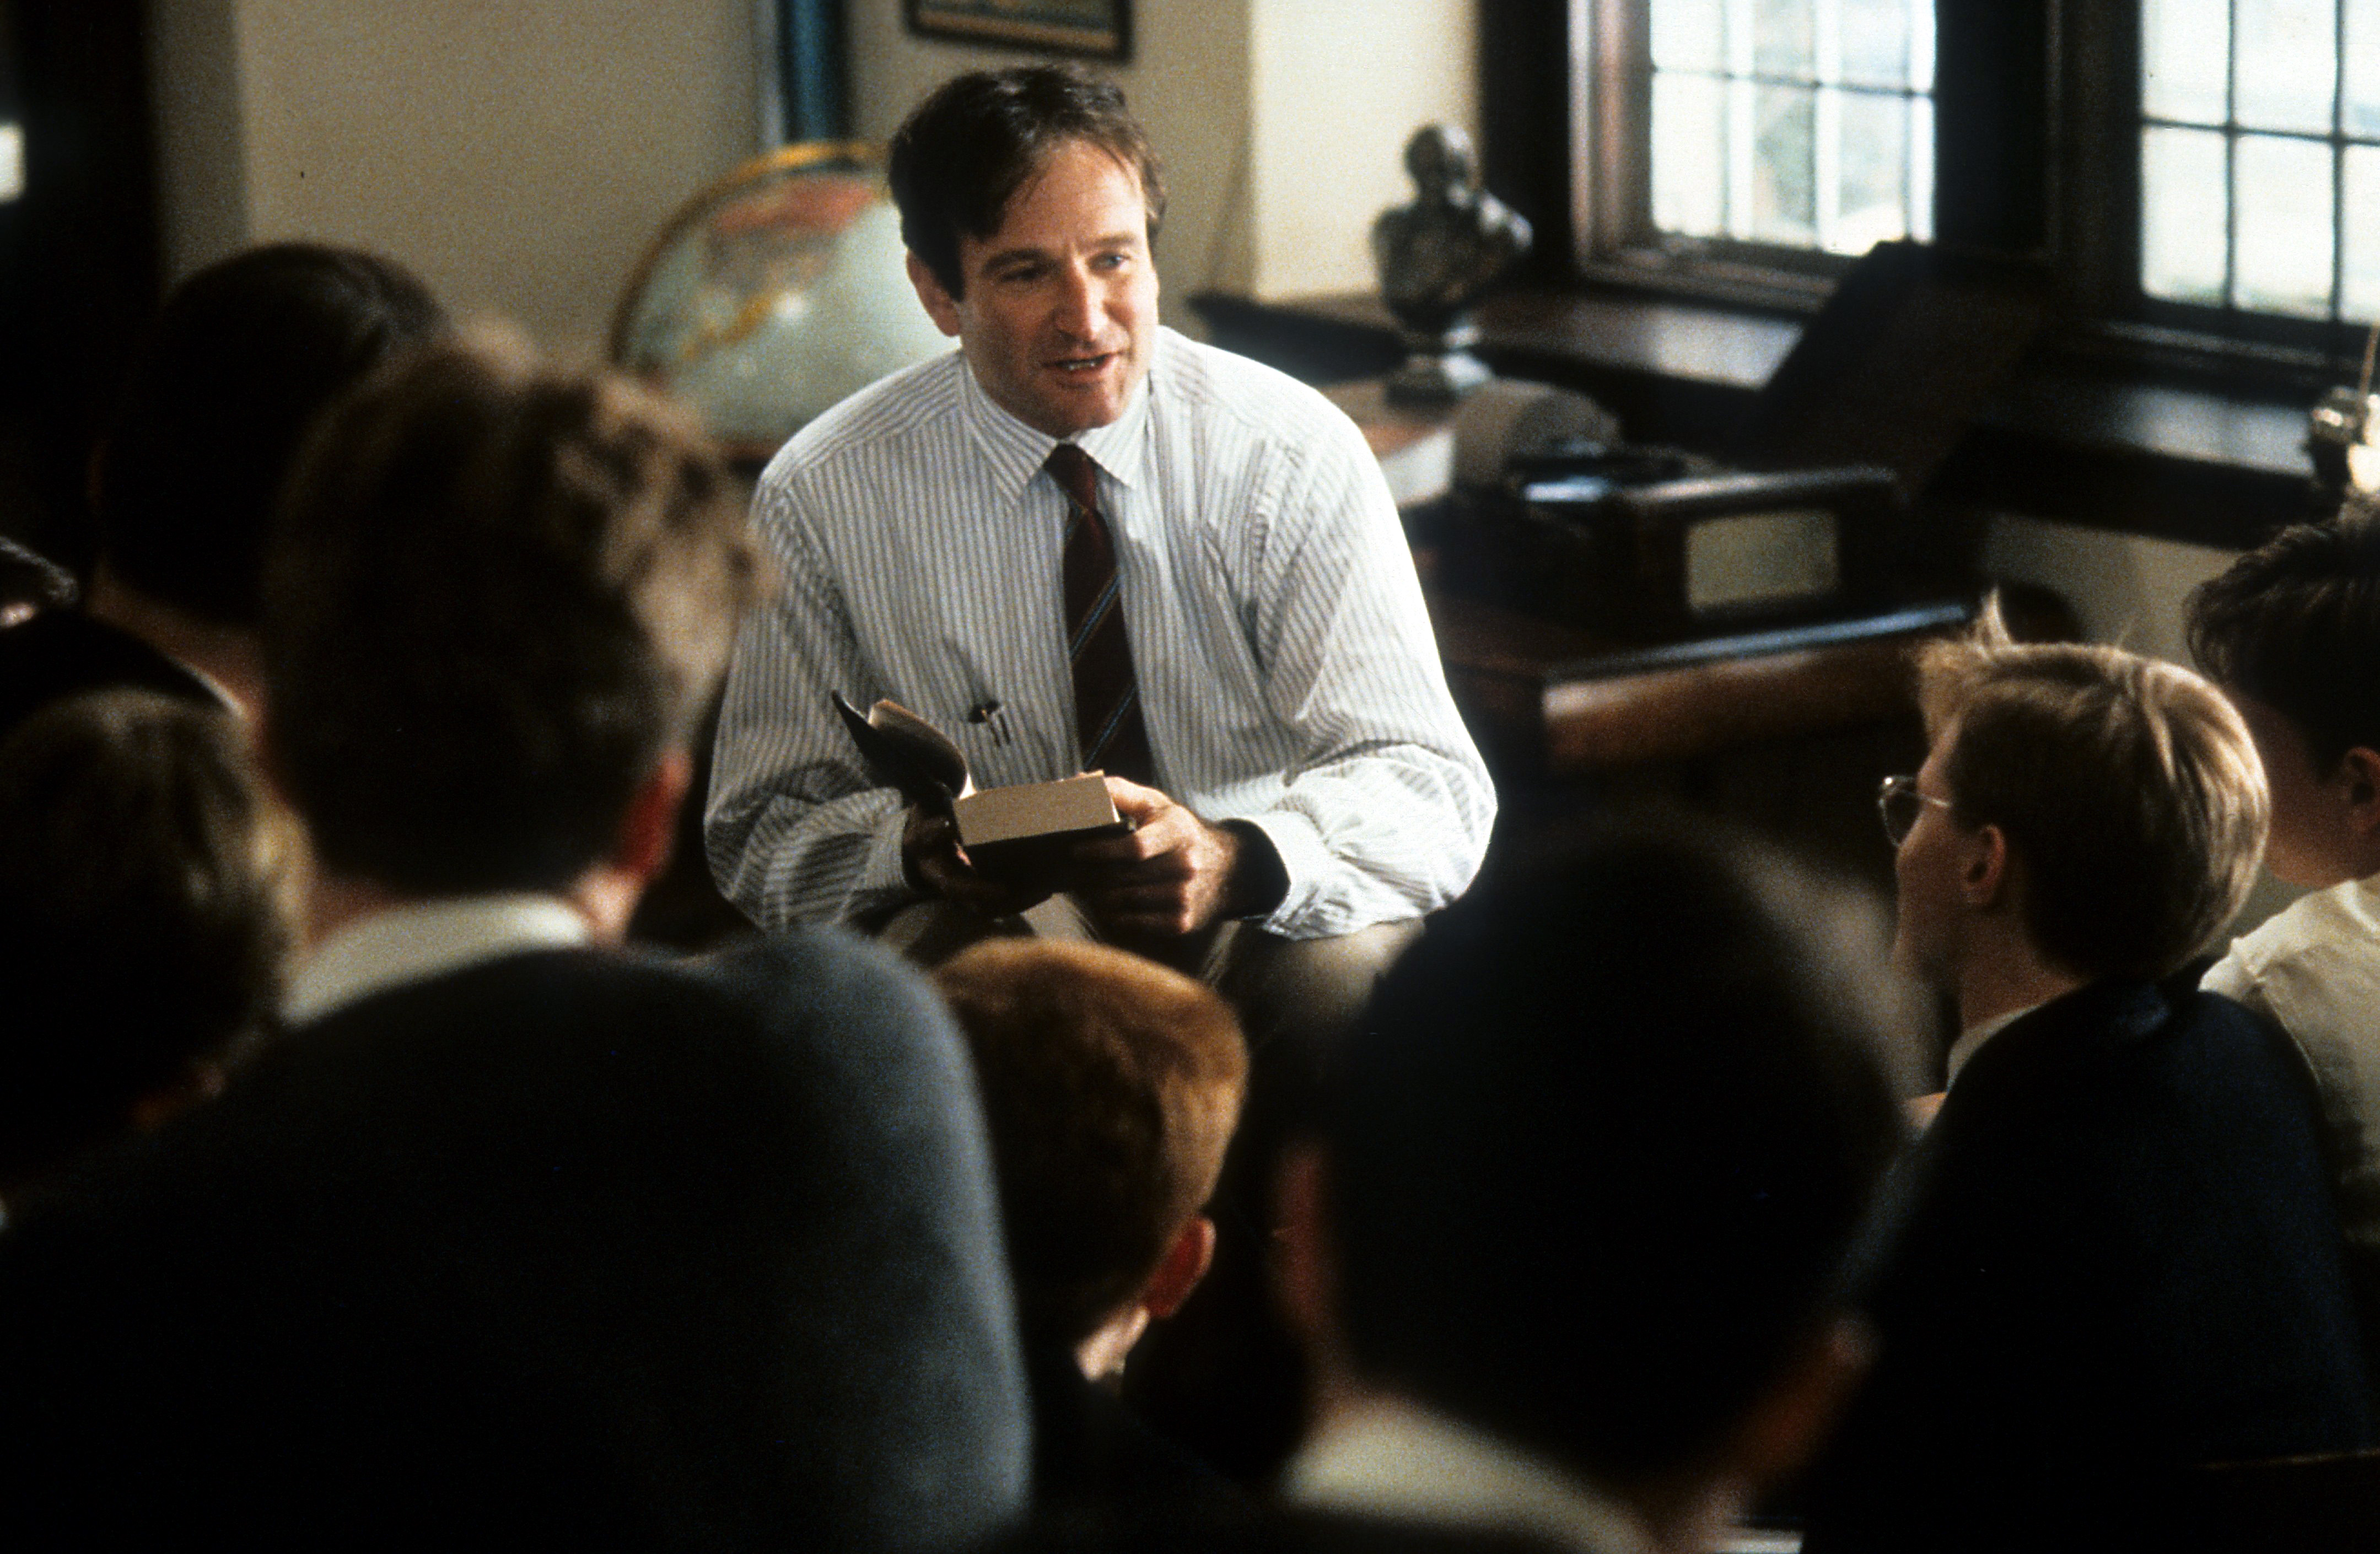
[832,693,1127,882]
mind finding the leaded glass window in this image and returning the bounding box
[2142,0,2380,321]
[1646,0,1936,256]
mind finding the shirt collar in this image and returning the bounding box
[284,893,592,1025]
[953,328,1160,500]
[1285,1397,1658,1554]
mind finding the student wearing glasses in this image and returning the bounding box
[1801,601,2373,1553]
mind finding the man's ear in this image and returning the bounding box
[906,251,964,338]
[1140,1215,1216,1320]
[2336,747,2380,839]
[570,748,693,944]
[617,747,692,886]
[1960,822,2010,909]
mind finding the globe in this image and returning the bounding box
[611,143,954,460]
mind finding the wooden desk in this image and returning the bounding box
[1323,369,2064,889]
[1425,587,1967,783]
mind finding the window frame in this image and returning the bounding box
[1574,0,1929,307]
[1501,0,2378,390]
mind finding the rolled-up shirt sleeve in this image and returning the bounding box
[1223,404,1495,938]
[705,470,913,931]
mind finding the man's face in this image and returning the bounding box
[1891,736,1968,989]
[907,137,1159,440]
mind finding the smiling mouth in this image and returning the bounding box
[1051,351,1117,375]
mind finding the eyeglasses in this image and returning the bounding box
[1877,773,1953,849]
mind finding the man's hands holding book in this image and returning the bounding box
[901,775,1266,938]
[1068,777,1243,938]
[901,806,1057,916]
[847,696,1283,937]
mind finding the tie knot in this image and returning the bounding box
[1046,443,1100,512]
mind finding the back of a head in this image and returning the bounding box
[1920,604,2269,981]
[888,65,1166,298]
[2188,501,2380,772]
[96,244,446,626]
[263,333,760,897]
[0,689,295,1188]
[1325,820,1913,1486]
[936,940,1248,1350]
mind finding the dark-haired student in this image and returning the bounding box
[1801,607,2373,1553]
[95,242,446,715]
[2192,505,2380,1359]
[0,336,1029,1552]
[2,243,443,744]
[1273,824,1913,1554]
[936,939,1251,1510]
[0,688,297,1207]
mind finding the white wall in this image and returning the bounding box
[1246,0,1478,300]
[1980,514,2238,667]
[148,0,761,355]
[844,0,1480,320]
[147,1,1481,347]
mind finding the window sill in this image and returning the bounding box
[1192,285,2328,552]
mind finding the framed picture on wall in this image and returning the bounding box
[906,0,1130,62]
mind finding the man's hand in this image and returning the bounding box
[902,804,1052,916]
[1069,776,1242,939]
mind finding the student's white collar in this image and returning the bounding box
[283,893,591,1025]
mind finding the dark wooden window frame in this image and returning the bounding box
[1485,0,2376,393]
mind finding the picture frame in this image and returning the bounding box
[905,0,1130,63]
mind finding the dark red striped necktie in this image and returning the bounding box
[1047,442,1156,786]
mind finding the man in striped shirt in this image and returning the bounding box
[707,65,1494,1050]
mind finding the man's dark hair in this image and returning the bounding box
[96,243,446,625]
[0,689,294,1186]
[2188,502,2380,773]
[263,333,761,897]
[888,65,1165,299]
[1326,819,1913,1486]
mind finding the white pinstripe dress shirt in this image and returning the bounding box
[705,327,1496,940]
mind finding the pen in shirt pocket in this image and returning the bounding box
[967,698,1011,748]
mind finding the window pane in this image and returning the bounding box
[1641,0,1935,260]
[2142,125,2230,303]
[2143,0,2233,125]
[1653,72,1729,238]
[1905,0,1936,93]
[1840,0,1910,89]
[2237,0,2339,133]
[1725,76,1755,237]
[1654,0,1726,72]
[1832,89,1911,252]
[2348,0,2380,136]
[2345,143,2380,319]
[1755,0,1814,79]
[1752,84,1817,244]
[2236,133,2336,315]
[1907,93,1935,240]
